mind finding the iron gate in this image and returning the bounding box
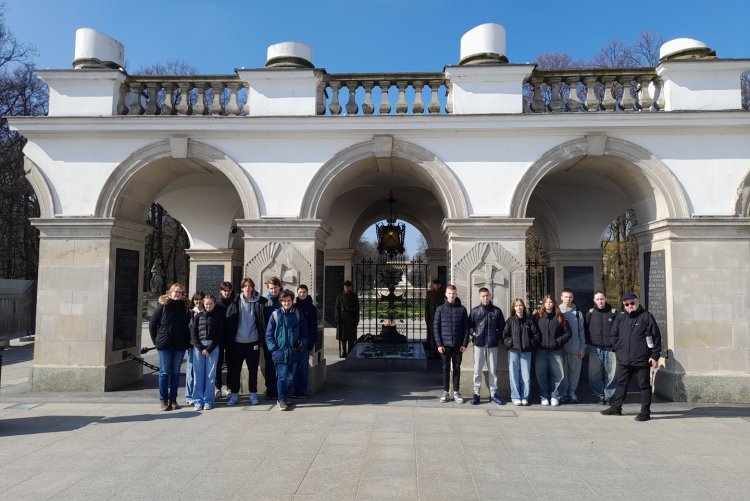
[352,258,429,343]
[526,260,551,312]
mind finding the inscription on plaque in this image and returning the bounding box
[643,250,667,337]
[563,266,594,312]
[113,248,140,351]
[324,266,344,326]
[196,265,224,298]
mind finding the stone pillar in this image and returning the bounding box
[545,248,603,311]
[185,248,241,297]
[236,219,332,395]
[442,218,533,398]
[424,248,447,285]
[31,218,149,391]
[635,218,750,403]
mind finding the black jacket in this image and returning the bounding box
[149,296,191,351]
[295,295,318,350]
[469,302,506,347]
[502,315,541,352]
[536,311,572,351]
[611,306,662,366]
[585,306,617,348]
[225,292,267,345]
[433,298,469,348]
[190,308,225,353]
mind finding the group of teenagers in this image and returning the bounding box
[429,282,662,421]
[148,276,317,412]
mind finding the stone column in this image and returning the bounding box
[424,248,447,285]
[441,218,533,398]
[31,218,149,391]
[236,219,332,394]
[635,218,750,403]
[545,248,603,310]
[185,248,241,297]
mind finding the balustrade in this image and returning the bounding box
[319,74,449,115]
[524,68,661,114]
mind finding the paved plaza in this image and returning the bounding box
[2,336,749,500]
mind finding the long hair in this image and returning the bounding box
[537,294,566,326]
[512,298,528,319]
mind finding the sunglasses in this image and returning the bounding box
[623,301,636,306]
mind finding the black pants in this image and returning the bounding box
[215,346,226,389]
[339,339,355,358]
[440,346,462,392]
[609,363,652,413]
[261,340,277,397]
[228,341,260,394]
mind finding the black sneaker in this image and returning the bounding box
[600,407,622,416]
[471,394,481,405]
[597,397,607,405]
[634,412,651,422]
[297,392,307,399]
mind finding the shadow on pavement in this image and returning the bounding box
[0,411,200,436]
[652,406,750,420]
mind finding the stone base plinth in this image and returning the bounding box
[30,359,142,392]
[345,342,427,371]
[655,370,750,403]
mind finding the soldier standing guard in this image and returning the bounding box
[424,278,444,359]
[335,280,359,358]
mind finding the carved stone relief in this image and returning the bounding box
[453,242,523,310]
[245,242,312,293]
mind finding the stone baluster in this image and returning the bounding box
[210,82,224,115]
[242,82,250,116]
[445,80,453,114]
[128,81,144,115]
[161,82,175,115]
[548,77,563,112]
[412,80,425,114]
[653,78,664,112]
[378,80,391,115]
[638,75,654,112]
[316,80,327,115]
[601,76,616,111]
[345,81,359,115]
[176,82,190,115]
[395,80,408,114]
[583,76,598,112]
[619,75,635,111]
[428,80,442,114]
[361,81,375,115]
[193,82,206,115]
[531,77,545,113]
[117,83,128,115]
[328,81,342,115]
[225,82,240,116]
[565,77,581,112]
[144,82,160,115]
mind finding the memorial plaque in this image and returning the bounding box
[113,248,140,351]
[232,265,242,291]
[315,250,324,351]
[644,250,667,337]
[196,264,224,298]
[563,266,594,312]
[324,266,344,326]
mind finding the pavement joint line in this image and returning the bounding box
[4,402,42,410]
[486,409,517,417]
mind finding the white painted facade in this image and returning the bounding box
[9,26,750,401]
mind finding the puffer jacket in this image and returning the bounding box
[611,306,662,366]
[190,308,225,353]
[502,315,541,353]
[536,311,572,351]
[149,295,191,351]
[469,302,506,347]
[433,298,469,349]
[295,295,318,350]
[585,306,617,348]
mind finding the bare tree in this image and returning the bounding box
[533,52,585,69]
[631,31,664,66]
[136,59,198,75]
[589,39,638,68]
[601,209,640,299]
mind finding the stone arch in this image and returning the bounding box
[734,169,750,216]
[23,157,56,219]
[299,137,470,220]
[510,136,691,219]
[95,139,260,220]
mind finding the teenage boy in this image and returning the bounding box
[292,284,318,398]
[434,285,469,403]
[262,276,282,400]
[468,287,506,405]
[558,288,586,403]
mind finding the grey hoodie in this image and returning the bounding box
[559,303,586,354]
[236,290,261,343]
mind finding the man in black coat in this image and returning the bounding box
[601,292,662,421]
[433,284,469,403]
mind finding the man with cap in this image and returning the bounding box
[600,292,662,422]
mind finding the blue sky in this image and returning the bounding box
[7,0,749,254]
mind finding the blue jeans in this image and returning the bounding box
[588,346,617,400]
[293,350,309,394]
[276,360,298,403]
[508,351,532,401]
[157,349,185,401]
[192,347,219,406]
[534,350,564,400]
[184,348,194,400]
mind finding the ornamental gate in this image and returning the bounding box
[526,260,553,311]
[351,258,429,344]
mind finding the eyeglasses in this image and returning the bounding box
[623,301,636,306]
[173,290,184,295]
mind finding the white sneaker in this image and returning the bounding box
[512,399,522,406]
[193,403,202,411]
[541,398,550,406]
[439,391,450,403]
[521,399,529,406]
[453,392,464,404]
[551,398,560,407]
